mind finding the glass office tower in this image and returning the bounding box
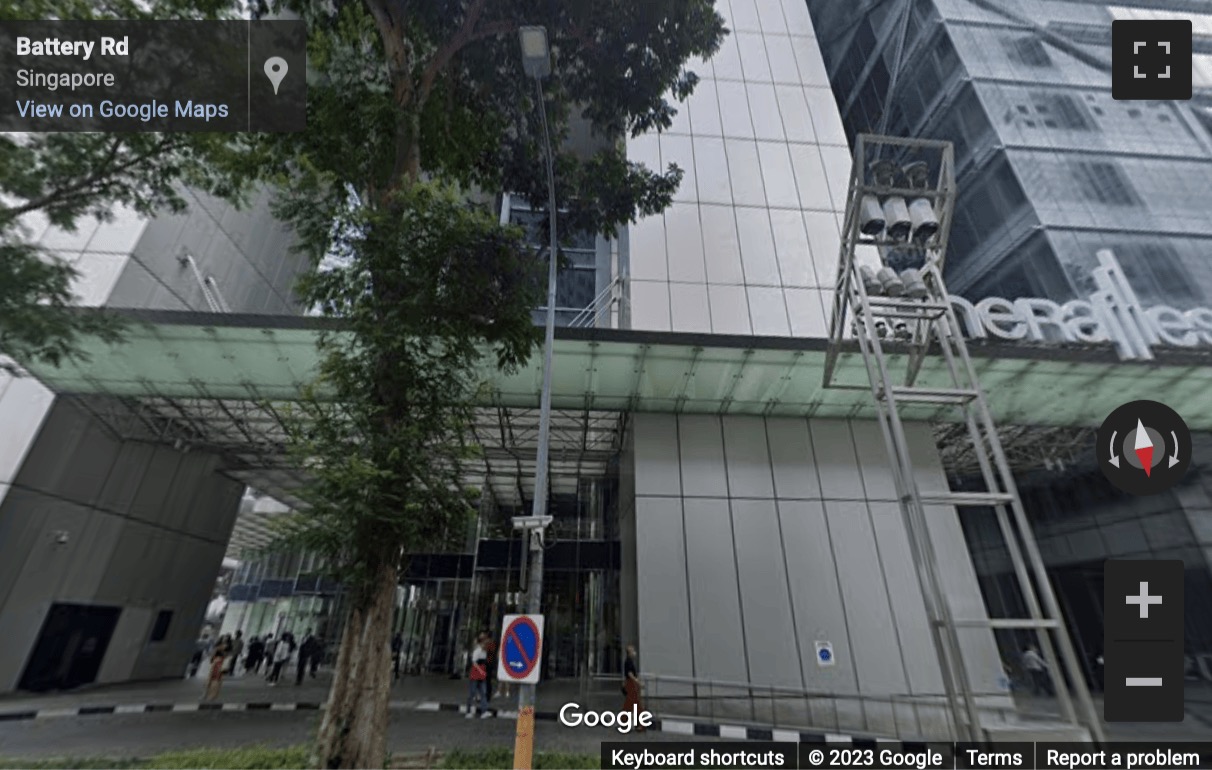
[806,0,1212,707]
[808,0,1212,306]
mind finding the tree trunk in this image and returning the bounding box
[313,556,399,769]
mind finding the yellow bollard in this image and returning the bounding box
[512,705,535,769]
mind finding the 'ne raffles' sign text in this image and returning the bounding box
[952,249,1212,361]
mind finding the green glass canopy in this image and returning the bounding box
[21,309,1212,428]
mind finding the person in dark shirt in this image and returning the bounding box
[310,637,323,677]
[245,635,265,674]
[391,633,403,681]
[622,643,644,731]
[296,629,317,686]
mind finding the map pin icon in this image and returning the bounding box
[264,57,288,95]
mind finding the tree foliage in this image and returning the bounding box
[259,0,726,588]
[262,0,725,232]
[248,1,725,766]
[0,0,251,370]
[277,183,543,601]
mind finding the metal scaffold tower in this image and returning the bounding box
[822,134,1105,742]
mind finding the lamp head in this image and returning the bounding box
[868,159,899,186]
[519,26,552,78]
[901,161,930,189]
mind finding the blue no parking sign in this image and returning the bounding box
[498,614,545,685]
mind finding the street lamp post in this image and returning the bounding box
[512,25,556,770]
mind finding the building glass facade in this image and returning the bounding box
[807,0,1212,306]
[806,0,1212,710]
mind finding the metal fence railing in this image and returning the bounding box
[615,673,1057,742]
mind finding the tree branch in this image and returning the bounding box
[417,0,514,107]
[0,135,128,224]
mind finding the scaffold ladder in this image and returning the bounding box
[822,135,1106,743]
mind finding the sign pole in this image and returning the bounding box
[513,538,544,769]
[513,66,558,770]
[499,612,544,769]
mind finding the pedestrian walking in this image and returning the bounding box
[391,632,403,681]
[187,634,210,678]
[465,635,490,719]
[296,629,317,686]
[622,643,645,731]
[480,630,496,706]
[269,635,293,686]
[203,635,232,701]
[245,635,265,674]
[1021,646,1054,696]
[226,630,244,676]
[263,634,278,680]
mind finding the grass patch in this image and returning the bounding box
[0,746,609,770]
[0,746,310,770]
[439,748,600,769]
[0,761,144,770]
[144,746,312,769]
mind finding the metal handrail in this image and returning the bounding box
[567,277,620,328]
[635,672,1057,742]
[641,672,1013,703]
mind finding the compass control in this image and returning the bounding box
[1097,400,1191,496]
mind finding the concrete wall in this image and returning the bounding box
[629,414,1006,738]
[0,398,242,690]
[616,0,1008,738]
[106,188,303,314]
[0,189,305,692]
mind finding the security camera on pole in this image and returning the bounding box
[512,24,555,770]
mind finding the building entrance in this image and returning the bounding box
[19,603,122,692]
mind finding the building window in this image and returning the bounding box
[1070,161,1141,206]
[1003,36,1052,67]
[1115,242,1202,303]
[507,200,599,326]
[150,610,173,642]
[1018,92,1094,131]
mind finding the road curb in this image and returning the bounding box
[0,698,914,748]
[0,702,327,721]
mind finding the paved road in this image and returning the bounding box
[0,709,711,761]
